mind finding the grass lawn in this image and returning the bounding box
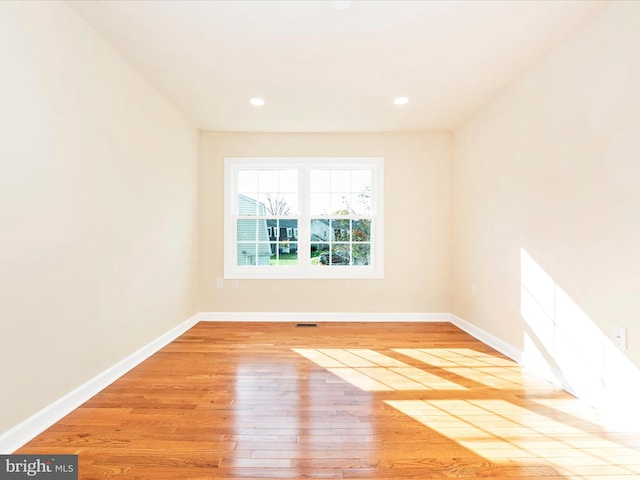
[270,252,298,266]
[270,251,323,266]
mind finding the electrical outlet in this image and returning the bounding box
[216,278,224,289]
[612,326,627,351]
[232,280,239,289]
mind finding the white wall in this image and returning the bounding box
[452,1,640,411]
[198,132,451,314]
[4,0,637,443]
[0,2,198,434]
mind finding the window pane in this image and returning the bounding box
[261,193,295,216]
[331,193,350,214]
[257,187,298,215]
[238,170,258,194]
[352,192,371,215]
[237,242,273,267]
[237,219,258,241]
[237,242,256,266]
[272,250,298,266]
[331,170,350,192]
[310,193,331,215]
[258,170,278,192]
[311,219,330,242]
[256,243,272,265]
[268,219,297,240]
[257,220,269,241]
[238,193,259,215]
[351,169,371,193]
[311,243,329,266]
[353,219,371,242]
[329,245,351,266]
[353,244,371,265]
[279,193,298,215]
[310,170,330,192]
[281,220,298,240]
[266,220,277,239]
[332,219,351,241]
[227,158,381,278]
[279,170,298,192]
[345,193,359,214]
[277,241,297,254]
[237,219,271,242]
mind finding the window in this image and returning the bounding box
[225,157,384,279]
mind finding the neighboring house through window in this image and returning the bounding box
[224,157,384,279]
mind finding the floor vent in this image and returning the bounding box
[296,323,318,327]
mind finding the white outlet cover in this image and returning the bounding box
[612,326,627,350]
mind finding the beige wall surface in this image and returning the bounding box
[452,1,640,408]
[198,132,451,314]
[4,0,637,441]
[0,3,198,433]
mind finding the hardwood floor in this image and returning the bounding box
[16,322,640,479]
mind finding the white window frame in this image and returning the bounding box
[224,157,384,279]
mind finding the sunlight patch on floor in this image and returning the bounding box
[386,398,640,478]
[293,348,466,391]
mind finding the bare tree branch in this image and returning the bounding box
[265,194,291,216]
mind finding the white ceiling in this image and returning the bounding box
[68,0,607,132]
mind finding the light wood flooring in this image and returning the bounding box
[16,322,640,479]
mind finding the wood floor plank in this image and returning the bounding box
[14,322,640,479]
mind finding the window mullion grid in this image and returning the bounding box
[226,157,382,278]
[228,166,239,271]
[349,214,373,267]
[298,164,311,272]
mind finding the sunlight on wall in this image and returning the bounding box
[520,248,640,424]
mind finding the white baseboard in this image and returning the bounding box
[0,311,446,452]
[449,314,523,363]
[5,311,633,452]
[0,314,199,454]
[3,311,584,453]
[447,315,592,406]
[194,312,451,322]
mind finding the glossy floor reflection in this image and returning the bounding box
[16,322,640,479]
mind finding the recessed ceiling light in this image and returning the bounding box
[249,97,265,107]
[393,96,409,106]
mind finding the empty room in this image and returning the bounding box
[1,1,639,479]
